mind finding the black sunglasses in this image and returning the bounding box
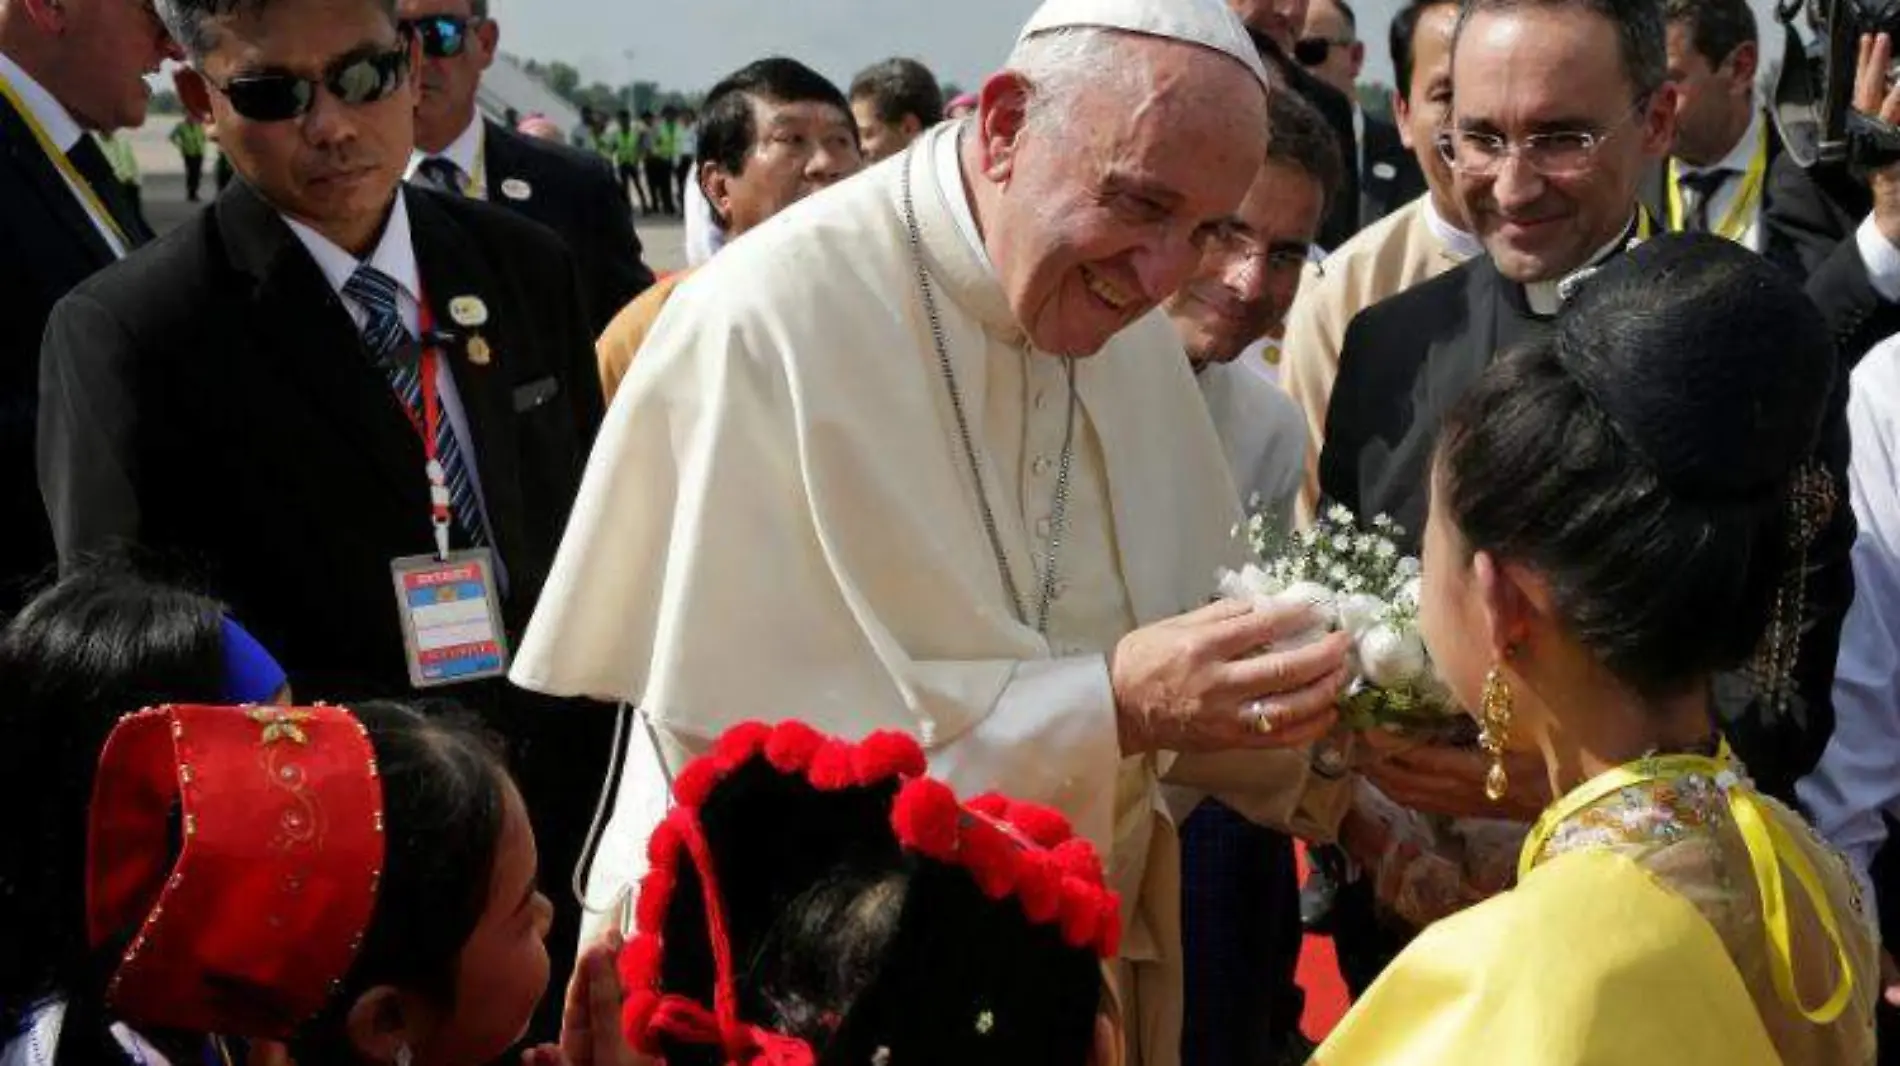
[210,44,411,122]
[1294,36,1354,66]
[402,14,480,58]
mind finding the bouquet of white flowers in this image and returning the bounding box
[1219,505,1458,734]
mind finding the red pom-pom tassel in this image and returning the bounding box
[852,730,926,782]
[763,721,826,773]
[958,819,1019,899]
[807,740,857,790]
[891,778,962,858]
[998,800,1074,849]
[1014,853,1062,924]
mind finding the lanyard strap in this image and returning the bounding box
[394,300,455,560]
[0,70,129,254]
[1519,741,1856,1024]
[1666,122,1769,240]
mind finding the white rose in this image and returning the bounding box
[1336,593,1388,638]
[1217,565,1282,603]
[1263,581,1337,650]
[1273,581,1337,627]
[1360,623,1427,687]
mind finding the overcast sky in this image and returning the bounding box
[488,0,1793,99]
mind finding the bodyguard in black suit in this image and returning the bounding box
[1321,0,1848,807]
[1228,0,1363,249]
[400,0,652,338]
[1358,113,1426,226]
[0,7,176,612]
[37,0,603,1030]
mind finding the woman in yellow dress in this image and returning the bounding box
[1314,234,1879,1064]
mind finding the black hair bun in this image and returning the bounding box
[1554,233,1836,506]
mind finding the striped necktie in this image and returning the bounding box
[414,156,468,197]
[342,264,489,548]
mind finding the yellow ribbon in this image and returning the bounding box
[1666,122,1770,242]
[1520,742,1855,1025]
[0,68,129,254]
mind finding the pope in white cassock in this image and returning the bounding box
[512,0,1357,1061]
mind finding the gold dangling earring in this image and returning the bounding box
[1479,665,1514,802]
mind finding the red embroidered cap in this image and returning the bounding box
[618,721,1120,1066]
[86,704,386,1039]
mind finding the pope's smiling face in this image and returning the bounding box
[973,35,1267,358]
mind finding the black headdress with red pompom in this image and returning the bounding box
[618,721,1119,1066]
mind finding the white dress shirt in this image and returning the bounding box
[406,111,486,199]
[0,50,127,257]
[280,195,502,558]
[1673,108,1767,251]
[1798,335,1900,919]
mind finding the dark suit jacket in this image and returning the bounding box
[0,91,137,612]
[1317,247,1856,806]
[1258,38,1361,250]
[36,179,602,700]
[1762,154,1900,362]
[480,119,654,337]
[1358,114,1425,230]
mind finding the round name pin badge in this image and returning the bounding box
[1372,162,1397,181]
[501,178,533,201]
[448,295,489,329]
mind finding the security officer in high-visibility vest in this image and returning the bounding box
[169,114,207,202]
[613,108,648,213]
[645,104,678,215]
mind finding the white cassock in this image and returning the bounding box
[513,119,1347,1066]
[1197,359,1305,530]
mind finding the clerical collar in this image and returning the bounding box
[933,120,993,271]
[1677,105,1762,178]
[1522,215,1638,316]
[281,192,422,310]
[1424,197,1483,262]
[407,111,486,196]
[0,49,83,153]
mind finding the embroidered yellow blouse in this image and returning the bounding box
[1314,754,1879,1064]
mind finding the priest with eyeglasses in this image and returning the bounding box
[1318,0,1852,904]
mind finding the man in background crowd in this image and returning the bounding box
[597,57,862,402]
[400,0,653,336]
[1300,0,1424,225]
[850,56,945,162]
[1662,0,1775,247]
[0,0,176,612]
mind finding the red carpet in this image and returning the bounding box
[1294,843,1351,1041]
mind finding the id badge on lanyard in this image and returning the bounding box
[386,301,510,688]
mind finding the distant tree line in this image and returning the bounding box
[516,56,702,116]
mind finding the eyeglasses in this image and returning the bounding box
[1194,221,1313,274]
[1294,36,1354,66]
[1434,98,1650,178]
[401,14,482,59]
[207,45,410,122]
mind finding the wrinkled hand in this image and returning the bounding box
[1110,599,1350,755]
[1855,34,1900,247]
[1357,731,1549,822]
[523,932,655,1066]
